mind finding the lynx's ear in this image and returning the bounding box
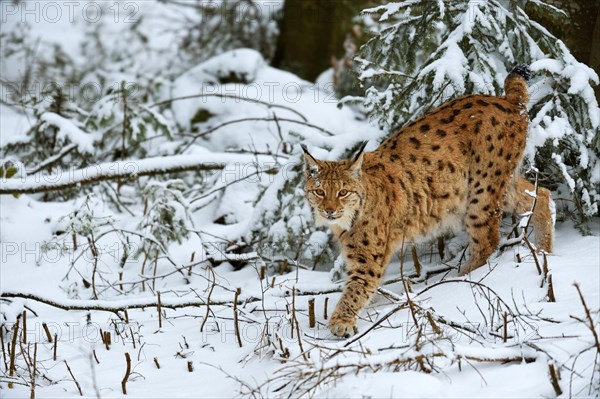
[301,144,321,176]
[348,141,368,177]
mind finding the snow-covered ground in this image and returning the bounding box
[1,193,599,397]
[1,1,599,398]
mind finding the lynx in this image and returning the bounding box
[302,66,554,338]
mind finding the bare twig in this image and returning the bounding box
[8,319,19,389]
[234,288,243,348]
[64,360,83,396]
[426,312,441,335]
[503,311,508,343]
[400,238,419,327]
[411,245,422,276]
[548,362,562,395]
[308,298,316,328]
[157,291,163,329]
[522,235,542,275]
[574,283,600,353]
[0,327,8,371]
[200,266,216,332]
[42,323,53,343]
[121,352,131,395]
[343,303,408,348]
[30,342,37,399]
[53,334,57,361]
[292,288,308,361]
[547,275,556,302]
[22,311,27,344]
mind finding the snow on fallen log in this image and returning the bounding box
[0,291,261,314]
[0,153,279,195]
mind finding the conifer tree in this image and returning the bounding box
[349,0,599,230]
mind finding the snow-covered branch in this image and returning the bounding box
[0,153,277,195]
[0,291,261,314]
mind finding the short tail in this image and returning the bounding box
[504,65,531,105]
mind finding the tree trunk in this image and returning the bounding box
[526,0,599,63]
[526,0,600,99]
[272,0,370,81]
[590,7,600,100]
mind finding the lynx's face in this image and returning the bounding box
[302,144,366,230]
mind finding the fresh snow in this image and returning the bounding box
[1,1,599,399]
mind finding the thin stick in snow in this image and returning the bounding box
[22,311,27,344]
[104,331,111,350]
[8,318,19,389]
[42,323,53,343]
[547,275,556,302]
[503,311,508,343]
[523,235,542,275]
[200,266,216,333]
[0,326,8,371]
[548,363,562,395]
[64,360,83,396]
[153,357,160,369]
[187,361,193,372]
[574,283,600,353]
[157,291,163,329]
[30,342,37,399]
[308,298,315,328]
[234,288,243,348]
[121,352,131,395]
[400,237,419,327]
[53,334,57,361]
[426,312,441,335]
[292,288,308,361]
[323,297,329,320]
[411,245,421,276]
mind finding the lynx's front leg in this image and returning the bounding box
[330,232,394,337]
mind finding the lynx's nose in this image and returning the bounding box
[323,210,336,219]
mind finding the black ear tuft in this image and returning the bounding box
[300,144,309,154]
[352,141,368,162]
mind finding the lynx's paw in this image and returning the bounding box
[329,313,357,338]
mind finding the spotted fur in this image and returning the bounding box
[302,66,554,338]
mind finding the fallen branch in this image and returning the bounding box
[0,153,275,195]
[268,347,537,398]
[0,291,261,315]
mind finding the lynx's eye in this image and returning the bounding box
[314,189,325,197]
[338,189,349,197]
